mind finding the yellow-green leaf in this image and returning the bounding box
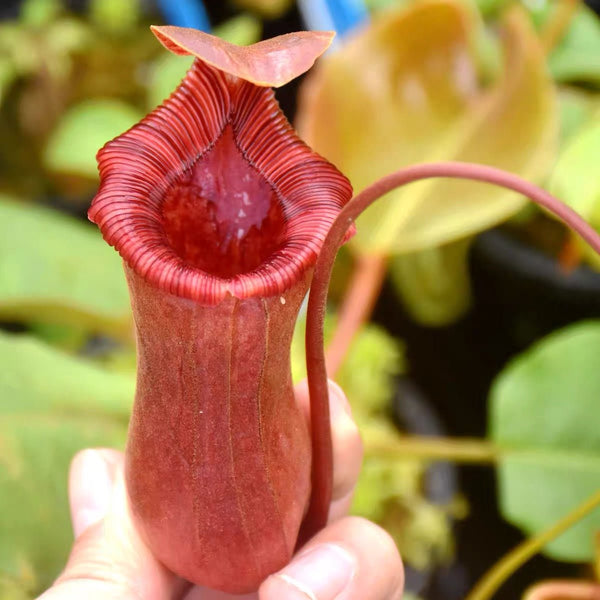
[89,0,141,33]
[213,13,262,46]
[297,1,558,255]
[232,0,293,19]
[147,52,194,110]
[0,197,132,338]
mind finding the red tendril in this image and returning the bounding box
[302,161,600,539]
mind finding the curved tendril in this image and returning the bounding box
[302,161,600,539]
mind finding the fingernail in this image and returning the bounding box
[70,449,113,538]
[272,543,356,599]
[328,380,353,420]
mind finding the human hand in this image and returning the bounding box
[38,380,404,600]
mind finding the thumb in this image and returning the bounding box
[38,449,185,600]
[69,449,119,539]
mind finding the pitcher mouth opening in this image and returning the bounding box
[160,124,286,279]
[89,59,353,304]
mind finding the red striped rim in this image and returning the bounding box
[89,59,353,304]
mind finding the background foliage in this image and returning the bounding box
[1,0,600,598]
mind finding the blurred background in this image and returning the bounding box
[1,0,600,599]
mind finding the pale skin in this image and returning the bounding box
[38,380,404,600]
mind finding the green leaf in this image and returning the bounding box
[558,88,600,143]
[0,331,133,596]
[213,13,262,46]
[147,53,191,109]
[147,53,194,110]
[45,18,91,57]
[231,0,292,19]
[473,0,510,18]
[44,99,143,179]
[0,197,132,338]
[89,0,141,33]
[0,24,40,75]
[490,321,600,561]
[364,0,402,12]
[298,2,557,255]
[0,57,18,105]
[549,6,600,86]
[20,0,61,26]
[29,322,88,352]
[389,237,472,326]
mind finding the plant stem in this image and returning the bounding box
[540,0,579,54]
[326,253,388,377]
[465,489,600,600]
[304,161,600,540]
[366,435,499,465]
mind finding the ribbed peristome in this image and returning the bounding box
[89,59,353,304]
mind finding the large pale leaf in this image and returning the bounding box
[0,197,132,338]
[490,321,600,561]
[297,2,557,254]
[299,0,480,207]
[0,332,133,597]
